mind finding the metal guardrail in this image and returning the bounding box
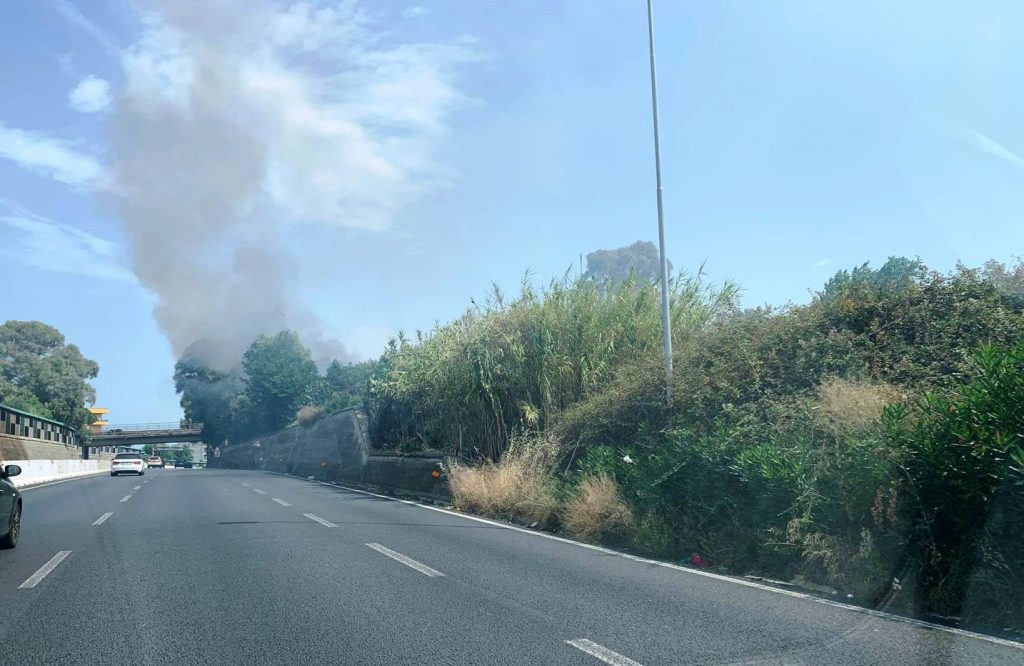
[93,422,203,434]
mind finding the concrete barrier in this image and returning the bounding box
[5,459,111,488]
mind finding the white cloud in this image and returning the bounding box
[403,6,429,19]
[963,127,1024,171]
[69,75,112,113]
[0,204,137,285]
[0,124,104,187]
[814,258,832,268]
[117,1,478,231]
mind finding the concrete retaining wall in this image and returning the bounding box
[6,459,111,488]
[1,434,81,461]
[217,409,448,499]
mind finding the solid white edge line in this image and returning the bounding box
[366,543,445,578]
[18,551,72,589]
[303,513,337,528]
[119,494,132,503]
[92,512,113,526]
[272,498,291,506]
[253,488,267,495]
[267,471,1024,652]
[565,639,643,666]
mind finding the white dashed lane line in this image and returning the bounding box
[133,485,142,490]
[92,512,113,526]
[565,639,643,666]
[119,495,132,503]
[366,543,445,578]
[18,551,72,589]
[253,489,267,495]
[303,513,337,528]
[241,482,250,487]
[272,498,291,506]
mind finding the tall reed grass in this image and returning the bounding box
[370,270,738,458]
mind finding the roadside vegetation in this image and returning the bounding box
[178,244,1024,634]
[368,252,1024,634]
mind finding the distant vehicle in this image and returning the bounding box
[110,453,146,476]
[147,456,165,468]
[174,459,193,469]
[0,463,22,549]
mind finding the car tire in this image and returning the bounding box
[111,472,117,477]
[1,502,21,549]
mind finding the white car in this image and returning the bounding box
[110,453,146,476]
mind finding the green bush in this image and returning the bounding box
[884,343,1024,623]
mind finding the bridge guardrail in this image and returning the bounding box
[92,422,203,436]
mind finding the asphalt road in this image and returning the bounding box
[1,469,1021,665]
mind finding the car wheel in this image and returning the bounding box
[1,502,21,549]
[111,472,117,477]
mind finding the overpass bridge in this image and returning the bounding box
[89,422,205,448]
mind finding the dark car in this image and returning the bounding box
[0,463,23,549]
[174,459,193,469]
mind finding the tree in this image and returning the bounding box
[319,359,375,411]
[0,320,99,429]
[241,331,318,433]
[174,352,244,446]
[584,241,672,284]
[820,256,927,299]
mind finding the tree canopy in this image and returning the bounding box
[584,240,672,283]
[242,331,319,433]
[175,331,369,445]
[0,320,99,429]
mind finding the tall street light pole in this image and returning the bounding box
[647,0,673,401]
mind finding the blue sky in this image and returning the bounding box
[2,0,1023,422]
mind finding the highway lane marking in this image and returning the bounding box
[365,543,445,578]
[18,551,72,589]
[133,485,142,490]
[303,513,338,528]
[241,482,250,487]
[565,640,643,666]
[92,512,113,526]
[120,494,132,503]
[272,498,291,506]
[253,489,267,495]
[273,472,1024,653]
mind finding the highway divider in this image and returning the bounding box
[5,459,111,488]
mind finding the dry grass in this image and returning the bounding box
[296,405,323,427]
[815,378,903,433]
[446,437,560,527]
[562,474,635,543]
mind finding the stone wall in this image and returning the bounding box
[217,409,448,499]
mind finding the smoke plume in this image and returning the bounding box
[106,0,474,370]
